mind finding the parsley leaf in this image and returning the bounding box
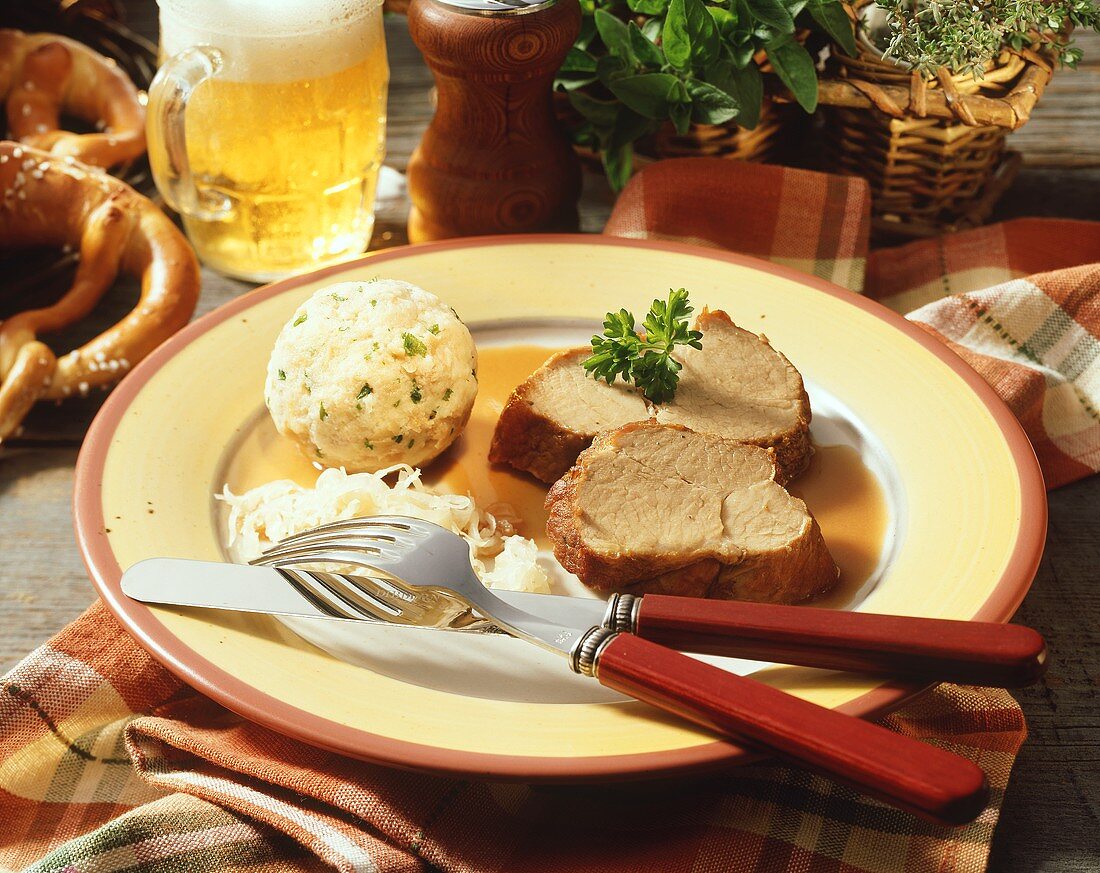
[402,332,428,356]
[583,288,703,403]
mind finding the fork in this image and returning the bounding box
[255,514,991,825]
[252,543,1047,688]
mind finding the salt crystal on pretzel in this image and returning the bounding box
[0,141,201,442]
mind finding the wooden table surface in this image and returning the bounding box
[2,5,1098,870]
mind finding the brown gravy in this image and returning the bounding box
[226,344,889,610]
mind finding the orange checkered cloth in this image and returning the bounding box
[4,159,1097,872]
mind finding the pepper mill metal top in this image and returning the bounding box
[405,0,581,242]
[428,0,557,16]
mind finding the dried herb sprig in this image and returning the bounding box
[875,0,1100,79]
[584,288,703,403]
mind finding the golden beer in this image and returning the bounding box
[148,0,388,281]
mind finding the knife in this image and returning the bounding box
[122,558,1047,687]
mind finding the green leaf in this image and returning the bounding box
[669,100,692,134]
[663,0,720,70]
[602,107,652,192]
[766,35,818,112]
[627,0,668,13]
[710,59,762,128]
[627,21,664,68]
[807,0,856,56]
[609,72,681,119]
[595,9,634,63]
[662,0,692,70]
[576,16,597,50]
[596,54,631,88]
[555,47,599,91]
[560,46,598,74]
[707,5,738,38]
[745,0,794,32]
[584,289,703,403]
[568,90,619,129]
[685,79,739,125]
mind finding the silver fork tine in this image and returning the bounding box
[255,545,401,570]
[308,572,403,619]
[279,567,391,624]
[279,571,360,620]
[258,551,459,628]
[270,529,398,550]
[273,516,426,547]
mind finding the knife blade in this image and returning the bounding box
[121,557,609,631]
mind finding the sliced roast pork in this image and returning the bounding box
[489,310,812,484]
[488,347,650,484]
[545,422,837,603]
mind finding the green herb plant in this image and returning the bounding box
[556,0,856,189]
[876,0,1099,79]
[584,288,704,403]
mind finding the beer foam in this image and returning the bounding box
[159,0,384,81]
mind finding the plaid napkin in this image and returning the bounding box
[4,158,1097,872]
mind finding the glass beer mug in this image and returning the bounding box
[147,0,389,281]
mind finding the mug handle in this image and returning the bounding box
[147,46,233,221]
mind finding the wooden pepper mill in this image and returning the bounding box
[406,0,582,242]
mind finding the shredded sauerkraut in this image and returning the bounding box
[218,465,550,594]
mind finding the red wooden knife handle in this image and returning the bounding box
[631,594,1047,687]
[593,633,989,825]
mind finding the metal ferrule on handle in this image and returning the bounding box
[602,593,641,634]
[570,626,618,676]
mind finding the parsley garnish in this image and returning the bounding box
[277,369,286,381]
[364,439,374,450]
[410,381,422,403]
[442,388,453,401]
[429,324,441,335]
[357,383,372,400]
[583,289,703,404]
[402,332,427,356]
[293,312,307,327]
[318,402,327,421]
[392,434,403,444]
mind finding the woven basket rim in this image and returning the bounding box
[813,0,1061,130]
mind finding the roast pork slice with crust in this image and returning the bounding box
[488,347,650,484]
[489,310,812,484]
[657,310,812,482]
[545,422,837,603]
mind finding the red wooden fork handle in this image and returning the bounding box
[593,633,990,826]
[627,594,1048,687]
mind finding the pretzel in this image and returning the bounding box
[0,141,200,442]
[0,29,145,168]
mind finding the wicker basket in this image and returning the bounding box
[815,3,1058,239]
